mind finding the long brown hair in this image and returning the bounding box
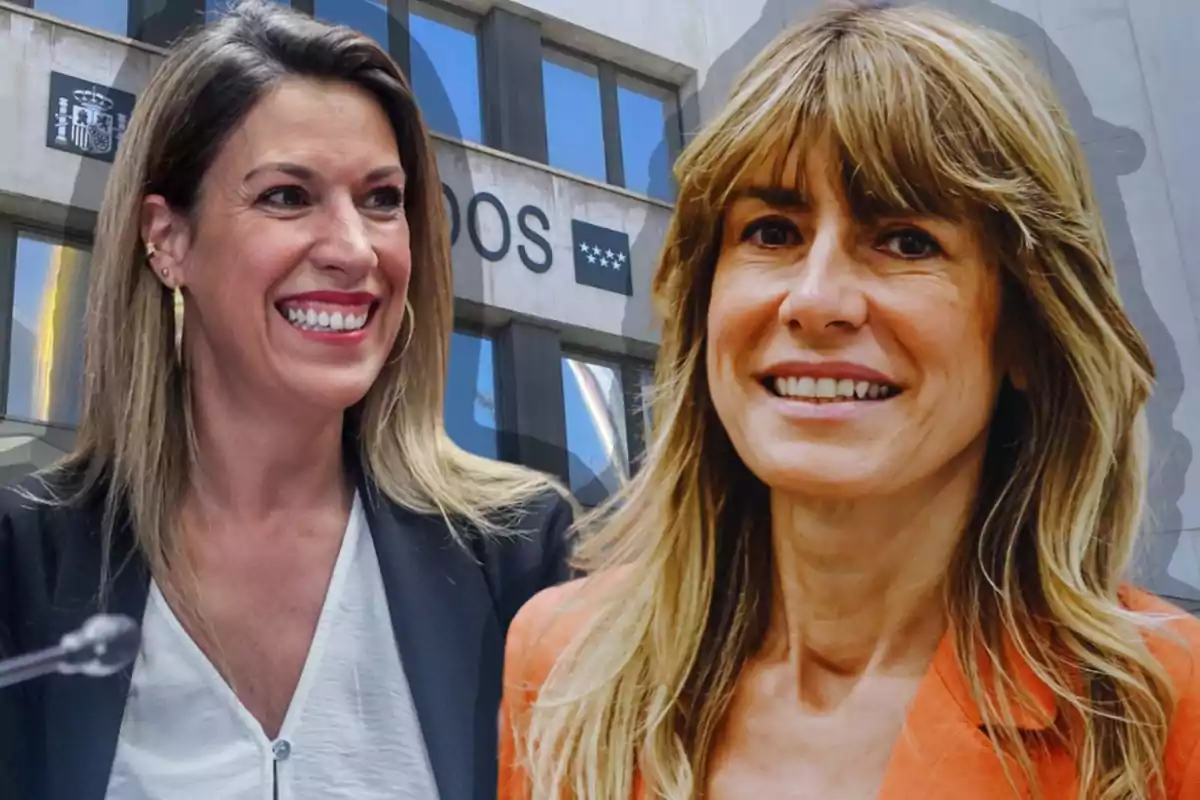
[521,4,1175,799]
[32,0,563,600]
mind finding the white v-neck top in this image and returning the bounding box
[105,493,441,799]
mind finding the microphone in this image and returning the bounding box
[0,614,141,690]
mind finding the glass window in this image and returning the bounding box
[636,365,654,441]
[33,0,128,36]
[542,48,606,183]
[7,234,90,428]
[206,0,290,21]
[444,331,499,459]
[314,0,388,46]
[409,1,482,144]
[617,75,679,202]
[561,355,629,507]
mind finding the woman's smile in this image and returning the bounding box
[755,361,905,421]
[274,290,381,343]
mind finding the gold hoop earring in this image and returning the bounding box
[173,285,184,364]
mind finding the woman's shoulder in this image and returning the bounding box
[0,469,89,534]
[1122,585,1200,670]
[1122,586,1200,794]
[504,567,631,690]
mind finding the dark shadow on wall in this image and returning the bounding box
[621,0,1194,600]
[64,0,608,511]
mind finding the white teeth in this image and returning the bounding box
[771,376,897,401]
[281,306,368,332]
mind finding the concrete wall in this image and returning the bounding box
[439,142,668,352]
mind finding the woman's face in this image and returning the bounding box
[143,77,411,416]
[706,141,1006,500]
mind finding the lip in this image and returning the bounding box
[274,290,379,345]
[290,326,370,344]
[275,290,379,306]
[761,389,891,421]
[757,360,900,387]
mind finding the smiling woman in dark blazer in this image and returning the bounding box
[0,2,573,799]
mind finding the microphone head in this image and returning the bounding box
[58,614,141,677]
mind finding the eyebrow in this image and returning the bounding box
[736,186,811,210]
[243,162,405,183]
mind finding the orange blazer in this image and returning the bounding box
[499,576,1200,799]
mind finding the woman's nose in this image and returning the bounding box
[314,198,378,275]
[777,230,869,334]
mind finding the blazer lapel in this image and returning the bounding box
[879,633,1072,799]
[42,506,150,800]
[359,480,503,800]
[880,666,1017,799]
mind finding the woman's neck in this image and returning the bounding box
[764,452,986,690]
[183,370,351,525]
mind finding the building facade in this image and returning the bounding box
[0,0,1197,610]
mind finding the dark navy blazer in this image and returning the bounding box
[0,463,574,800]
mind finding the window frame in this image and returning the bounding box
[558,345,652,506]
[611,69,683,201]
[539,39,683,199]
[446,321,502,458]
[407,0,485,145]
[0,221,94,428]
[540,42,609,184]
[18,0,133,38]
[623,358,655,474]
[305,0,393,48]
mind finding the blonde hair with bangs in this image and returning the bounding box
[521,4,1177,799]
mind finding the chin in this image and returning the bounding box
[284,369,381,413]
[741,446,897,500]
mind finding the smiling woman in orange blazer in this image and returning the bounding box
[499,4,1200,799]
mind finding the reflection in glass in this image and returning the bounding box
[7,235,90,428]
[542,49,607,183]
[34,0,128,36]
[562,356,629,506]
[637,366,654,441]
[617,76,677,202]
[410,2,482,144]
[206,0,290,21]
[444,331,499,459]
[314,0,388,46]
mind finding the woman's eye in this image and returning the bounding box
[258,186,309,208]
[742,218,801,248]
[364,186,404,210]
[879,228,942,259]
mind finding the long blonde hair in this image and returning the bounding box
[31,1,563,596]
[522,4,1176,798]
